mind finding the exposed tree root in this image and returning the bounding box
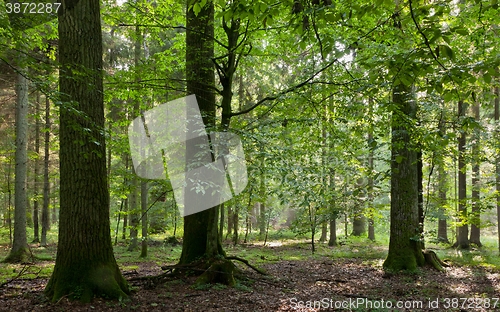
[141,256,266,289]
[225,256,267,275]
[422,250,448,272]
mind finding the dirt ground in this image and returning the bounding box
[0,248,499,312]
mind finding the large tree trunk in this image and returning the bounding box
[469,100,481,246]
[383,83,425,272]
[5,69,29,263]
[178,0,226,266]
[456,100,469,249]
[45,0,129,302]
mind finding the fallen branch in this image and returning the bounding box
[0,264,34,289]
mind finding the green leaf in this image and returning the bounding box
[484,73,492,84]
[395,155,404,163]
[440,45,453,60]
[193,3,201,15]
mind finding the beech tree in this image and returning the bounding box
[44,0,129,302]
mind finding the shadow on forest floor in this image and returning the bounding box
[0,239,499,311]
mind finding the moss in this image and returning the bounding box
[3,247,30,263]
[45,262,130,303]
[194,259,236,287]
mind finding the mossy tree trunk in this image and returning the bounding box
[383,83,425,272]
[44,0,129,302]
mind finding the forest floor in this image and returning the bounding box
[0,238,499,311]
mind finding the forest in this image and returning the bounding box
[0,0,499,311]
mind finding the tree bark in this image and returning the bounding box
[456,100,469,249]
[41,93,50,247]
[127,6,142,252]
[437,161,449,243]
[469,100,481,246]
[494,83,500,254]
[178,0,226,266]
[367,121,375,241]
[328,218,337,246]
[45,0,129,302]
[319,222,327,242]
[32,92,40,243]
[383,83,424,272]
[5,69,29,263]
[140,181,148,257]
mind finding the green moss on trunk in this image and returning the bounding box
[45,262,129,303]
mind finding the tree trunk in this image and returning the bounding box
[32,92,40,244]
[227,205,233,240]
[140,181,148,257]
[367,123,375,241]
[469,100,481,246]
[232,203,239,245]
[352,214,366,236]
[494,83,500,254]
[383,83,425,272]
[437,161,449,243]
[328,217,337,246]
[128,16,142,252]
[45,0,129,302]
[41,94,50,247]
[417,150,424,248]
[178,0,226,267]
[456,100,469,249]
[5,69,29,263]
[319,222,327,242]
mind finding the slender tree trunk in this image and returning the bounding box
[352,177,366,236]
[140,181,148,257]
[469,100,481,246]
[456,100,469,249]
[328,218,337,246]
[5,69,29,263]
[232,203,239,245]
[45,0,129,302]
[383,83,424,271]
[367,121,375,241]
[219,203,225,242]
[32,92,40,243]
[41,95,50,247]
[494,83,500,254]
[319,222,327,242]
[417,150,424,248]
[227,205,233,240]
[128,15,142,252]
[437,161,449,243]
